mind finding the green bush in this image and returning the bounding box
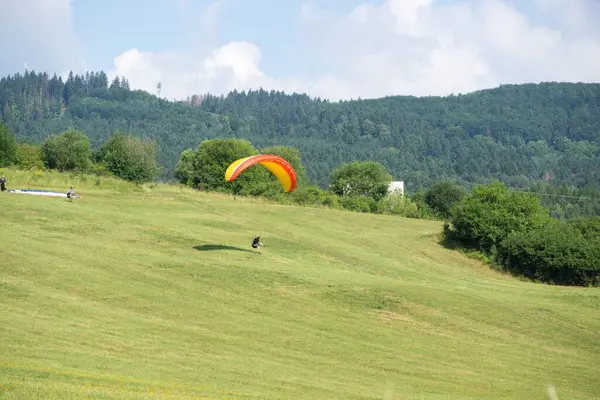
[175,138,258,193]
[497,221,600,287]
[424,180,466,219]
[87,161,113,178]
[329,161,392,202]
[287,186,342,209]
[96,131,161,183]
[377,193,420,218]
[445,181,552,254]
[0,123,19,167]
[41,128,92,172]
[16,143,45,170]
[407,190,436,219]
[174,149,196,186]
[444,182,600,287]
[288,185,325,206]
[567,216,600,239]
[320,192,341,209]
[340,195,378,213]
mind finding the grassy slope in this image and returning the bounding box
[1,169,599,400]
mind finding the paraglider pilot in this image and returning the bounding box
[251,236,265,253]
[0,176,6,191]
[67,186,74,200]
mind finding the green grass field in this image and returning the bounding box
[1,169,599,399]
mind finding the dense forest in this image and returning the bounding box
[1,69,600,194]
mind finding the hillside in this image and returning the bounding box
[1,170,599,399]
[1,71,600,190]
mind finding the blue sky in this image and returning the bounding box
[71,0,381,78]
[1,0,599,100]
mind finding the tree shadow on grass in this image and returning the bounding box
[193,244,255,253]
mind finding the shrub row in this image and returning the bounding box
[444,181,600,287]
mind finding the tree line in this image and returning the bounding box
[443,182,600,287]
[2,70,600,193]
[0,123,160,184]
[0,122,423,215]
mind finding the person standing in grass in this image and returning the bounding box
[0,176,6,191]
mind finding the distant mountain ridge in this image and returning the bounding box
[1,70,599,190]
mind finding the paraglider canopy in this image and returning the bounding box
[225,154,297,192]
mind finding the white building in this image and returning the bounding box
[388,181,405,196]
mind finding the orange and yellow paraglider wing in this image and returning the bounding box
[224,154,297,192]
[258,159,297,192]
[224,156,254,182]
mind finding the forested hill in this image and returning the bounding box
[2,70,600,190]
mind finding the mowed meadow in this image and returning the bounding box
[1,169,599,400]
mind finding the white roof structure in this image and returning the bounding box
[388,181,405,195]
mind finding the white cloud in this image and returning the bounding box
[108,0,600,101]
[0,0,84,78]
[108,42,290,100]
[296,0,600,99]
[107,0,290,100]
